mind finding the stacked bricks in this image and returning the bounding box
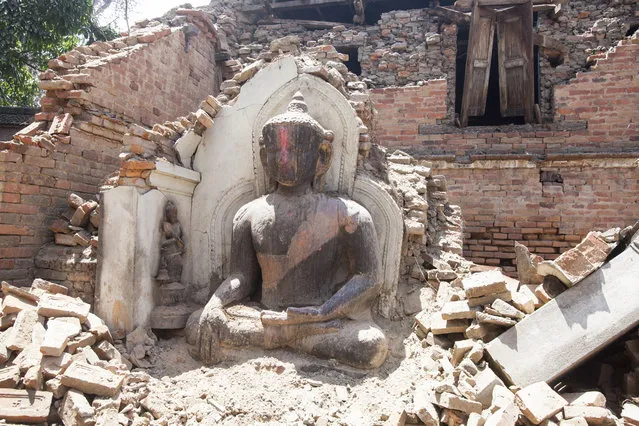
[0,132,119,286]
[34,245,97,305]
[554,30,639,142]
[37,21,220,128]
[371,81,448,148]
[438,159,639,273]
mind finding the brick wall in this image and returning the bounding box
[370,33,639,271]
[0,131,120,285]
[437,158,639,273]
[371,80,448,147]
[0,16,222,285]
[79,30,220,127]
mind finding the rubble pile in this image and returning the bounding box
[0,278,163,425]
[413,226,624,345]
[49,193,100,248]
[396,337,626,426]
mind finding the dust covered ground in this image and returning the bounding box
[143,314,432,425]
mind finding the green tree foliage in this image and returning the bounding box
[0,0,117,107]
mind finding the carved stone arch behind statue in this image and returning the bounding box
[352,175,403,318]
[252,74,360,197]
[208,180,256,279]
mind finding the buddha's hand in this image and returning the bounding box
[196,298,226,364]
[261,306,326,325]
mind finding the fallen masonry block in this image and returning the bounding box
[468,291,513,308]
[2,281,39,302]
[0,389,53,423]
[511,290,535,314]
[24,365,43,390]
[0,330,9,363]
[37,293,91,321]
[0,312,16,330]
[431,313,470,335]
[11,343,43,373]
[414,310,431,334]
[45,377,68,399]
[60,389,96,426]
[62,361,124,396]
[6,309,39,351]
[515,241,544,285]
[463,270,508,298]
[563,406,615,425]
[42,352,73,379]
[490,299,525,320]
[31,278,68,295]
[414,383,439,426]
[486,241,639,387]
[561,391,606,407]
[485,402,520,426]
[66,331,97,353]
[476,312,517,328]
[41,316,81,356]
[491,385,515,411]
[537,231,614,287]
[435,392,483,414]
[0,365,20,388]
[622,403,639,426]
[2,293,37,314]
[441,300,479,320]
[465,321,502,342]
[515,382,568,425]
[452,339,475,365]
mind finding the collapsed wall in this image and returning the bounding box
[0,11,224,286]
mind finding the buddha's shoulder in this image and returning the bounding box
[318,194,373,226]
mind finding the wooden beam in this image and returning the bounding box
[532,3,556,11]
[256,18,345,29]
[270,0,350,11]
[430,6,471,23]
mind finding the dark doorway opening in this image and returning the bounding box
[335,46,361,75]
[455,15,540,126]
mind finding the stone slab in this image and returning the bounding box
[515,382,567,424]
[441,300,479,320]
[61,361,124,396]
[486,242,639,387]
[37,293,90,321]
[0,389,53,423]
[40,317,81,356]
[463,271,508,298]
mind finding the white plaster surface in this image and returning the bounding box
[96,186,167,333]
[352,175,403,318]
[173,130,202,168]
[95,186,138,333]
[133,190,167,328]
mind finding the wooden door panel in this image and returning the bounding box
[497,2,534,121]
[460,3,496,126]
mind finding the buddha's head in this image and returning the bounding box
[260,92,334,190]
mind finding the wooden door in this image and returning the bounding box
[496,1,534,122]
[460,1,496,127]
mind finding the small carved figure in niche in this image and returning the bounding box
[186,92,388,369]
[157,201,184,284]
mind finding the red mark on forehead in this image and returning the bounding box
[278,127,290,164]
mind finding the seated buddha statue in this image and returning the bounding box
[186,92,388,369]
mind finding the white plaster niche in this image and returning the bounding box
[188,56,403,317]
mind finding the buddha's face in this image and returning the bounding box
[261,123,329,187]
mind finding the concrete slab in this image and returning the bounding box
[485,240,639,387]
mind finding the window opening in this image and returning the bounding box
[335,46,361,75]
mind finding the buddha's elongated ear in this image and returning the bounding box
[316,139,333,177]
[259,135,267,168]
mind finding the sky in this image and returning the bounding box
[98,0,211,32]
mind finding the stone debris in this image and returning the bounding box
[0,277,156,426]
[536,231,617,287]
[515,381,568,424]
[50,192,100,248]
